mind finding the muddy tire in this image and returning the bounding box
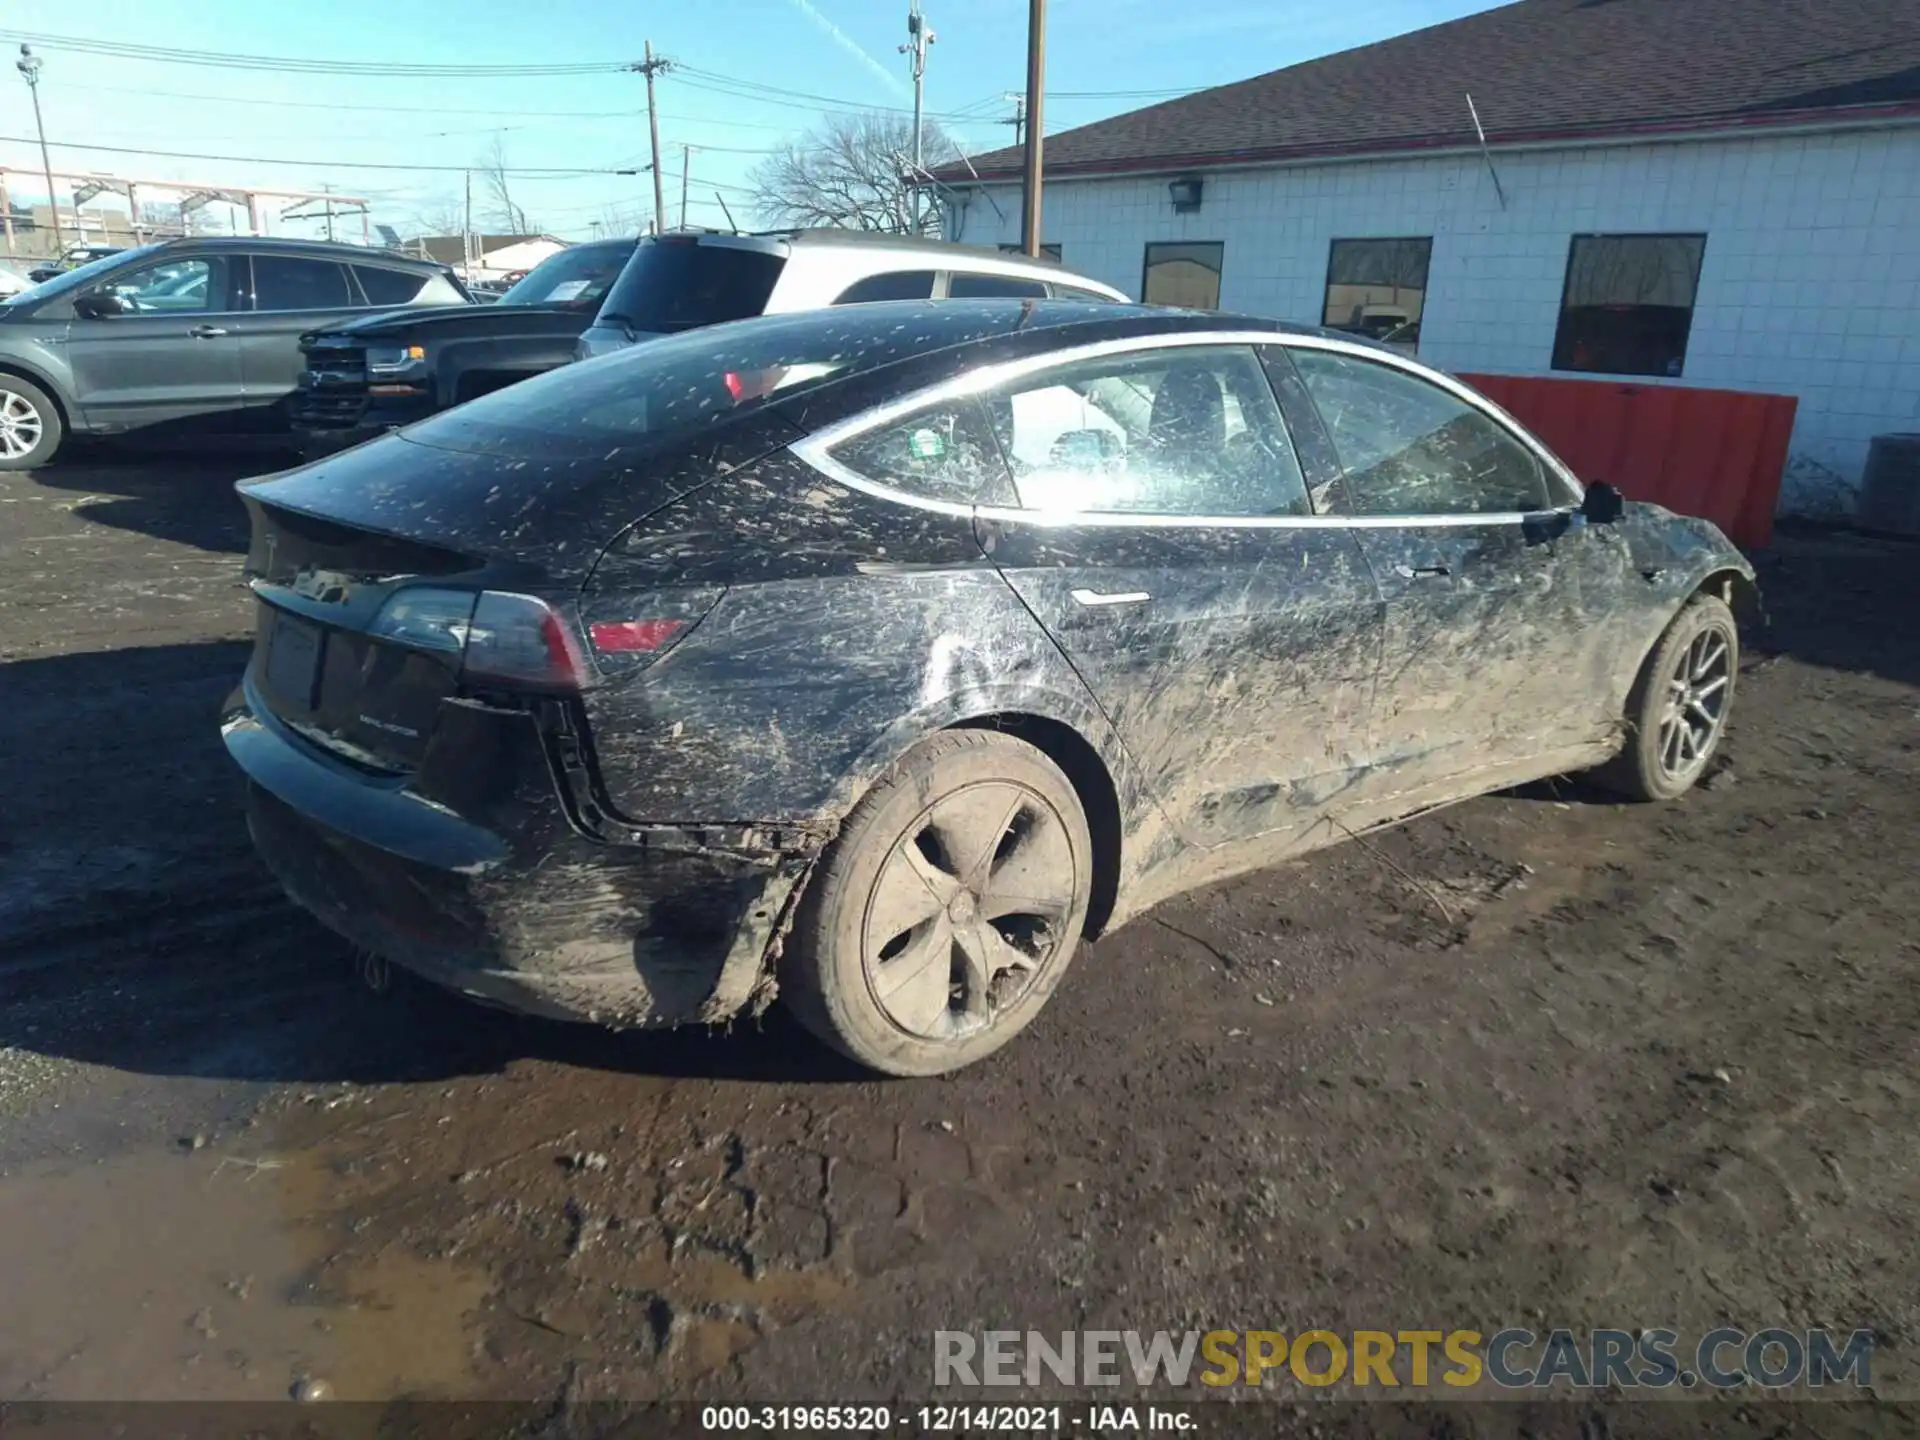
[1593,594,1739,802]
[0,375,62,471]
[783,730,1094,1077]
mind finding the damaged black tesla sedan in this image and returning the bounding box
[223,300,1757,1075]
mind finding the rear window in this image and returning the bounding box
[595,238,786,334]
[498,243,634,310]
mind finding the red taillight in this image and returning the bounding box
[460,592,588,690]
[722,371,746,402]
[589,618,687,653]
[368,587,589,690]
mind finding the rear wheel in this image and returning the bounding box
[0,376,62,470]
[1593,594,1738,801]
[784,730,1093,1076]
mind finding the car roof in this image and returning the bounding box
[776,295,1328,349]
[664,226,1083,273]
[144,235,449,271]
[698,298,1333,409]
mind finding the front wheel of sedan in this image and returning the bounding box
[1594,593,1739,802]
[785,730,1094,1076]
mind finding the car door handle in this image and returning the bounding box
[189,325,230,338]
[1070,588,1152,607]
[1392,563,1451,579]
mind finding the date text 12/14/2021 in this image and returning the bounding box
[700,1405,1200,1432]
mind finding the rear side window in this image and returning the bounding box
[948,272,1050,299]
[825,400,1014,507]
[596,239,785,333]
[252,256,353,311]
[984,345,1312,518]
[353,266,431,305]
[1051,284,1118,303]
[834,270,937,304]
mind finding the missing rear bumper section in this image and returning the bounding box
[225,688,822,1029]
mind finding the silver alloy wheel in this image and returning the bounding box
[861,779,1079,1041]
[1656,621,1733,782]
[0,388,44,460]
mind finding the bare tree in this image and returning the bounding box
[137,200,187,239]
[748,112,955,235]
[480,135,534,234]
[408,196,468,240]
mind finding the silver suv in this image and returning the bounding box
[576,229,1126,360]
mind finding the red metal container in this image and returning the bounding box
[1459,373,1797,549]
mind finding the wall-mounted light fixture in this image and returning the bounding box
[1168,176,1204,214]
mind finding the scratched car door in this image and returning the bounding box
[1285,344,1612,798]
[977,341,1384,849]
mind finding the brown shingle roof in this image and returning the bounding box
[940,0,1920,181]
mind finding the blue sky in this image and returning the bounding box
[0,0,1503,243]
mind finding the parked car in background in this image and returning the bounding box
[0,237,469,469]
[223,299,1755,1077]
[290,237,637,458]
[575,229,1127,360]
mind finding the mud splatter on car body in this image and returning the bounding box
[219,300,1755,1036]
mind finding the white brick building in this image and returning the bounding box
[939,0,1920,518]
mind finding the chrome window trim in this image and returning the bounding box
[787,328,1585,529]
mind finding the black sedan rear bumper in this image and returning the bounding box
[222,683,815,1028]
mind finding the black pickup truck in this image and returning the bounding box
[290,237,635,457]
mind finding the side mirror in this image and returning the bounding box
[1581,480,1625,525]
[73,291,131,319]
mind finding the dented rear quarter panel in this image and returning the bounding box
[575,448,1147,837]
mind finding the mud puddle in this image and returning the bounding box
[0,1139,487,1400]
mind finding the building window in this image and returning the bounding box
[999,242,1063,261]
[1141,241,1223,309]
[1553,234,1707,378]
[1322,237,1432,353]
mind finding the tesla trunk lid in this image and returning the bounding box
[238,432,631,774]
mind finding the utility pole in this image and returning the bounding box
[634,42,672,235]
[462,169,474,276]
[899,2,936,232]
[15,45,61,249]
[1020,0,1046,256]
[319,183,336,243]
[678,143,695,231]
[998,92,1027,147]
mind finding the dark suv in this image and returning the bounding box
[290,237,635,459]
[0,237,468,469]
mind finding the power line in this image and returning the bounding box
[674,67,982,121]
[69,82,821,133]
[0,29,630,77]
[0,133,627,176]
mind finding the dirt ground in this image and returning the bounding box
[1,446,1915,1431]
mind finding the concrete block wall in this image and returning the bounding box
[948,123,1920,518]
